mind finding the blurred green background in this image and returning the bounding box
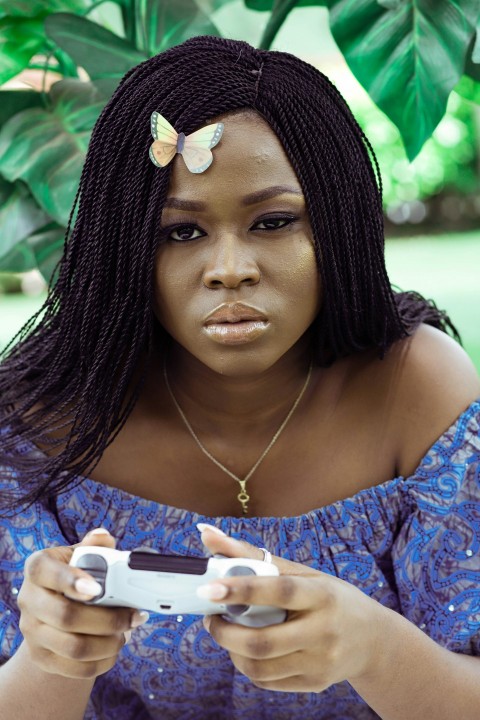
[1,2,479,371]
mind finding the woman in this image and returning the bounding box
[0,35,479,719]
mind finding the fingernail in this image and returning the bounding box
[130,611,150,628]
[87,528,110,536]
[75,577,103,597]
[196,583,228,601]
[203,616,212,630]
[196,523,226,536]
[124,630,132,644]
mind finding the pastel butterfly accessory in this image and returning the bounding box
[149,112,224,174]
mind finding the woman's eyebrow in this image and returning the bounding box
[163,198,205,211]
[163,186,303,212]
[241,186,303,205]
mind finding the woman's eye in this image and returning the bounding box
[167,225,205,242]
[252,216,297,231]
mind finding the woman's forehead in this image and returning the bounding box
[166,112,303,200]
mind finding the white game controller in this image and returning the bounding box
[70,546,287,628]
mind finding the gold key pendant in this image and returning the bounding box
[237,480,250,515]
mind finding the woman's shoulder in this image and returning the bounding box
[379,324,480,478]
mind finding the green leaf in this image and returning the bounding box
[0,0,92,19]
[0,78,106,226]
[244,0,276,7]
[453,74,480,105]
[244,0,324,9]
[133,0,222,56]
[473,28,480,63]
[197,0,238,11]
[0,89,44,128]
[24,223,66,283]
[327,0,479,160]
[45,13,147,98]
[465,29,480,82]
[376,0,403,8]
[0,17,46,85]
[0,222,67,282]
[0,178,50,272]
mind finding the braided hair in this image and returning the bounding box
[0,36,459,513]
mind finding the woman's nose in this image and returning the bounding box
[202,235,260,289]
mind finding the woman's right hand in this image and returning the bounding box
[17,529,148,679]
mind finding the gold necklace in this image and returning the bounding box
[163,359,313,515]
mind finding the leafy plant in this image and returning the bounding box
[249,0,480,160]
[0,0,479,281]
[0,0,226,281]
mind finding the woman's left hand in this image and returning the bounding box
[198,525,386,694]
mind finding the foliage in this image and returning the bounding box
[0,0,224,281]
[0,0,479,281]
[250,1,480,161]
[351,86,479,222]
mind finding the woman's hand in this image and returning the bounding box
[17,529,148,680]
[198,525,386,694]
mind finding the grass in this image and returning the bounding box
[384,230,480,372]
[0,230,479,372]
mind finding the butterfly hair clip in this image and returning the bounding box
[149,112,224,174]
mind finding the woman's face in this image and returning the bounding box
[153,112,321,376]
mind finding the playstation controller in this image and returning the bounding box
[70,546,287,628]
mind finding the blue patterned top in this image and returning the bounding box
[1,401,480,719]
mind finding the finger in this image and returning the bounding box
[204,613,305,659]
[243,674,323,694]
[74,528,116,550]
[24,528,117,601]
[228,648,304,684]
[23,585,145,635]
[24,546,105,602]
[197,524,313,577]
[33,621,126,662]
[29,646,120,680]
[198,573,326,612]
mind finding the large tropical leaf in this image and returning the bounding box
[0,177,50,272]
[45,13,147,98]
[327,0,479,160]
[0,17,46,85]
[0,223,67,282]
[465,28,480,82]
[0,89,44,128]
[0,78,105,226]
[132,0,221,56]
[454,74,480,104]
[0,0,92,19]
[245,0,325,9]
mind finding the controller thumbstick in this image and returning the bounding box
[75,554,108,599]
[225,566,256,616]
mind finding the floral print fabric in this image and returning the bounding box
[1,401,480,719]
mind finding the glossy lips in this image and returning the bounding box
[203,303,269,345]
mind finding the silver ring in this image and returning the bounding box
[259,547,272,564]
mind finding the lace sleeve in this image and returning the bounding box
[393,402,480,654]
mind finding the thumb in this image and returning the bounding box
[76,527,116,550]
[197,523,314,577]
[61,529,116,601]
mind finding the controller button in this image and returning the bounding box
[75,554,107,598]
[225,568,256,616]
[225,603,250,615]
[225,566,256,578]
[76,554,108,573]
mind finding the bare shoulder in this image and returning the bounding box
[387,324,480,477]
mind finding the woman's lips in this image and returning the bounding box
[203,303,269,344]
[203,320,269,345]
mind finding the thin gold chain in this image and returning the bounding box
[163,359,313,515]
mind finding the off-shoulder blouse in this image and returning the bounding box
[1,401,480,719]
